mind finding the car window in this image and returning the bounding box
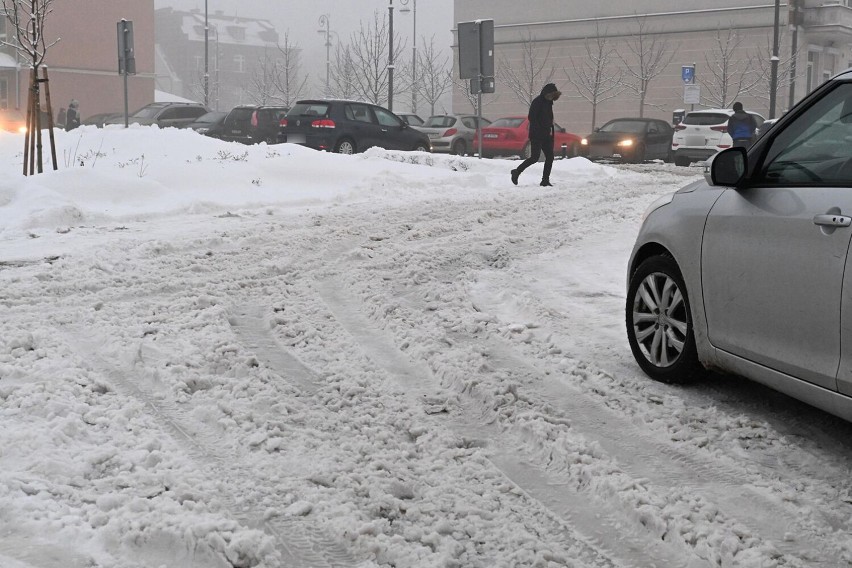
[225,108,254,125]
[461,117,476,129]
[289,103,329,118]
[180,107,207,120]
[159,108,182,120]
[425,116,455,128]
[374,107,402,127]
[133,106,163,118]
[346,104,375,123]
[682,113,730,126]
[405,115,424,126]
[758,82,852,186]
[490,118,524,128]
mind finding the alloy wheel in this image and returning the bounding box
[632,271,688,367]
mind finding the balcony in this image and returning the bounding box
[803,4,852,43]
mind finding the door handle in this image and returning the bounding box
[813,214,852,227]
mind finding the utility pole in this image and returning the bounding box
[788,0,800,109]
[769,0,781,118]
[318,14,332,97]
[204,0,209,107]
[401,0,417,114]
[388,0,394,111]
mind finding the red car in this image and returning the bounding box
[474,116,582,159]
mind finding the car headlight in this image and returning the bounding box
[617,139,634,147]
[581,138,588,145]
[642,193,674,221]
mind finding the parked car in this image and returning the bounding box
[187,110,228,137]
[474,116,582,159]
[581,117,674,163]
[104,102,209,129]
[755,117,779,138]
[81,112,123,128]
[218,105,288,144]
[626,69,852,422]
[671,108,765,166]
[278,99,431,154]
[419,114,489,155]
[397,113,425,129]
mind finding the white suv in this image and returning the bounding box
[671,108,765,166]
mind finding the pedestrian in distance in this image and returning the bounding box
[56,107,66,129]
[65,99,80,131]
[511,82,562,187]
[726,101,757,149]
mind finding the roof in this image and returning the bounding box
[177,10,280,48]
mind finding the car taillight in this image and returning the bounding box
[251,111,258,127]
[674,124,687,131]
[710,125,728,132]
[443,128,457,137]
[279,118,288,127]
[312,119,335,129]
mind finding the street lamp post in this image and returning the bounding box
[318,14,332,97]
[400,0,416,114]
[769,0,781,118]
[204,0,209,107]
[388,0,395,111]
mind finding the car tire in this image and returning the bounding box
[452,139,467,156]
[632,143,646,163]
[335,138,356,154]
[413,142,429,152]
[664,148,674,163]
[626,254,704,384]
[674,156,691,167]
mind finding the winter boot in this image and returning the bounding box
[511,169,520,185]
[540,179,553,187]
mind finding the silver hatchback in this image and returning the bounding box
[420,114,490,155]
[626,70,852,422]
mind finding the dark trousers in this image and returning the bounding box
[515,138,554,181]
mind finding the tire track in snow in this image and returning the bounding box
[64,325,366,568]
[313,278,691,568]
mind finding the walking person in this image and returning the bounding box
[726,101,757,149]
[65,99,80,131]
[511,82,562,187]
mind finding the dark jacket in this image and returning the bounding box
[527,83,559,141]
[727,110,757,142]
[65,104,80,131]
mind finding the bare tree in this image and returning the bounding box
[413,36,452,116]
[617,16,676,117]
[329,43,359,100]
[272,33,308,107]
[348,10,405,105]
[751,29,798,113]
[700,27,763,108]
[498,29,555,108]
[248,48,282,105]
[2,0,59,174]
[566,21,624,130]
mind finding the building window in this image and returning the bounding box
[0,79,7,109]
[227,26,245,41]
[807,51,817,93]
[234,54,245,73]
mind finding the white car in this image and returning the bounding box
[671,108,765,166]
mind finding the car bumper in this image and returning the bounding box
[673,147,717,161]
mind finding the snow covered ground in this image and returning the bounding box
[1,125,851,568]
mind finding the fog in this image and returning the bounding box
[156,0,455,113]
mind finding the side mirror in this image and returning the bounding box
[705,147,747,187]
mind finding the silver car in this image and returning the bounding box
[626,69,852,422]
[420,114,490,155]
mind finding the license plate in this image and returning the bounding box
[484,133,498,138]
[428,133,440,139]
[285,133,306,144]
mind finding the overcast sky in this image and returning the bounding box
[156,0,455,112]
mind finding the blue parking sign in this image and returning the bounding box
[682,65,695,84]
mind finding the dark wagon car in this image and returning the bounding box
[104,102,209,128]
[278,99,431,154]
[218,105,288,144]
[581,117,674,163]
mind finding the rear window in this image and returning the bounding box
[490,118,524,128]
[224,108,254,126]
[425,116,456,128]
[289,103,330,118]
[682,112,730,126]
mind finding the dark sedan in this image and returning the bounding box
[278,99,431,154]
[581,118,673,163]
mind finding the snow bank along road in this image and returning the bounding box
[1,156,852,567]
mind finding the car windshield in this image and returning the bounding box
[490,118,524,128]
[289,103,330,118]
[425,116,456,128]
[599,120,648,133]
[682,113,730,126]
[132,106,164,118]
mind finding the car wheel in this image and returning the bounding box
[452,139,467,156]
[674,156,691,167]
[413,141,429,152]
[665,148,674,163]
[626,254,703,384]
[335,138,356,154]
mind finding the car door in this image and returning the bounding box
[343,103,382,150]
[646,121,669,159]
[703,83,852,391]
[372,106,408,150]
